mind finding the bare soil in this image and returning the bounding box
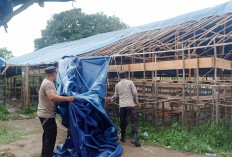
[0,118,205,157]
[0,99,205,157]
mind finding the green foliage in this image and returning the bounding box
[0,105,23,121]
[112,119,232,156]
[136,122,232,156]
[0,105,9,120]
[0,47,14,60]
[34,8,128,50]
[20,107,37,118]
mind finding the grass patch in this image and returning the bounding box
[0,124,42,145]
[139,121,232,157]
[0,125,22,144]
[0,105,23,121]
[20,107,37,119]
[0,104,38,121]
[112,118,232,157]
[0,105,9,120]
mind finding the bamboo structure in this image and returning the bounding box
[81,14,232,124]
[1,14,232,124]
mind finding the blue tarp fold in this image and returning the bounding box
[53,56,123,157]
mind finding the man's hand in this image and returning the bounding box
[67,96,75,102]
[135,101,140,109]
[105,97,111,102]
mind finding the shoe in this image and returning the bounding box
[130,133,141,147]
[120,132,126,143]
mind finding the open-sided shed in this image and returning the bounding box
[3,0,232,124]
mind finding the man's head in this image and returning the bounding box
[119,71,127,79]
[45,66,57,81]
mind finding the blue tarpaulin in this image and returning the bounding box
[53,56,123,157]
[0,57,5,68]
[7,1,232,65]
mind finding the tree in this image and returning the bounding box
[34,8,128,50]
[0,47,14,60]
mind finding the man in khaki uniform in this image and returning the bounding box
[37,66,75,157]
[105,71,141,147]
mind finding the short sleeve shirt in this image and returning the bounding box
[37,78,57,118]
[114,79,138,107]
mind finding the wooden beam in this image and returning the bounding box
[216,58,232,70]
[29,69,45,75]
[109,57,230,72]
[1,65,9,75]
[111,42,232,57]
[22,66,30,108]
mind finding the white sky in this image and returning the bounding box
[0,0,230,57]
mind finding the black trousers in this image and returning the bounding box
[119,107,138,134]
[39,117,57,157]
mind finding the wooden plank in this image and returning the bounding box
[216,58,232,70]
[29,69,45,75]
[108,65,121,72]
[1,65,9,75]
[108,57,225,72]
[29,68,58,75]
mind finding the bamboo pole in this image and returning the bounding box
[214,39,219,123]
[22,66,30,108]
[182,46,186,124]
[155,55,158,124]
[111,42,232,57]
[196,57,200,125]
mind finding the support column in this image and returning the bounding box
[214,39,218,123]
[22,66,30,108]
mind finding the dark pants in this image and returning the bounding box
[119,107,138,135]
[39,117,57,157]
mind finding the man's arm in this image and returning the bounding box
[105,85,119,102]
[46,91,75,102]
[131,81,139,104]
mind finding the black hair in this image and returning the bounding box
[119,71,126,79]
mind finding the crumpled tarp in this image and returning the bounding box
[53,56,123,157]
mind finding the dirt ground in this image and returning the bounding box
[0,118,206,157]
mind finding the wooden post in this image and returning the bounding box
[188,45,191,81]
[182,47,186,124]
[131,55,135,80]
[162,101,165,123]
[196,57,200,125]
[151,82,155,123]
[155,55,158,123]
[143,54,146,80]
[10,77,13,97]
[128,57,131,79]
[231,86,232,120]
[14,66,17,97]
[142,81,146,121]
[120,57,123,71]
[214,39,218,123]
[152,53,154,82]
[22,66,30,108]
[3,63,6,106]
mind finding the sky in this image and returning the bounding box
[0,0,230,57]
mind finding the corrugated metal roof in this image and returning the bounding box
[7,0,232,65]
